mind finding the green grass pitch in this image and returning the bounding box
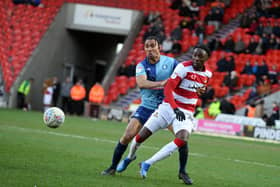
[0,109,280,187]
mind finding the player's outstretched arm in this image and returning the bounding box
[136,75,167,89]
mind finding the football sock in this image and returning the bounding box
[111,141,128,169]
[178,142,189,174]
[145,141,178,165]
[127,138,141,159]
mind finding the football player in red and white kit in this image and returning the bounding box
[126,44,212,184]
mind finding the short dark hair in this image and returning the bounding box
[194,44,211,57]
[145,35,161,46]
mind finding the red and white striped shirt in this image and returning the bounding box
[163,61,212,113]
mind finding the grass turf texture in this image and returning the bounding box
[0,109,280,187]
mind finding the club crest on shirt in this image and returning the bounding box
[136,66,143,74]
[171,73,178,79]
[162,64,168,70]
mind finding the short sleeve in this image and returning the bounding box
[136,63,146,76]
[170,63,185,80]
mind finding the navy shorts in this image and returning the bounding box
[131,106,155,126]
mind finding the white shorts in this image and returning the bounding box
[144,102,196,135]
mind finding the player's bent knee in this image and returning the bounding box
[174,137,186,147]
[121,132,136,143]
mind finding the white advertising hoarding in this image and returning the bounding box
[215,114,266,127]
[73,4,132,31]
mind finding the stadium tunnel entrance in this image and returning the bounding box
[66,30,126,91]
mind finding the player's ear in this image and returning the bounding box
[158,43,162,50]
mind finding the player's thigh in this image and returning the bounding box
[121,118,142,143]
[144,110,168,133]
[172,118,195,140]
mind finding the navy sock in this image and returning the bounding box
[178,142,189,174]
[110,141,128,169]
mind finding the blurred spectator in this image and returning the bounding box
[223,71,238,92]
[17,78,34,111]
[170,0,182,10]
[180,17,195,30]
[196,0,206,6]
[194,106,204,119]
[252,61,259,77]
[263,22,273,35]
[254,99,264,118]
[211,0,225,10]
[157,31,166,44]
[257,75,271,95]
[254,38,267,55]
[208,38,222,51]
[204,10,214,25]
[241,61,253,74]
[244,101,256,118]
[60,77,73,114]
[248,86,258,100]
[268,65,279,84]
[267,102,280,126]
[258,60,269,77]
[222,0,231,7]
[225,55,235,72]
[162,36,173,53]
[70,79,86,116]
[272,22,280,37]
[200,85,215,107]
[171,40,182,54]
[188,1,200,18]
[118,64,129,76]
[52,77,60,107]
[170,26,182,41]
[208,98,221,117]
[267,37,276,50]
[145,11,161,25]
[274,37,280,49]
[267,2,280,17]
[126,60,136,77]
[234,35,246,53]
[195,21,205,44]
[240,12,251,28]
[179,1,191,17]
[210,9,223,30]
[13,0,42,6]
[220,97,235,114]
[272,102,280,119]
[43,78,54,112]
[245,37,258,54]
[246,19,258,35]
[223,35,235,52]
[256,22,265,36]
[216,53,227,72]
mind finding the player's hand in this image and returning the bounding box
[174,108,185,121]
[160,79,168,87]
[196,86,206,96]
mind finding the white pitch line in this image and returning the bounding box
[1,125,280,169]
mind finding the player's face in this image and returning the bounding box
[144,39,160,63]
[192,48,209,69]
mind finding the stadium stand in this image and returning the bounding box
[0,0,279,114]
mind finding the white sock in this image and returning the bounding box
[127,138,141,159]
[145,141,178,165]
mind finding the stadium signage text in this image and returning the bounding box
[197,119,241,135]
[254,127,280,141]
[74,4,132,30]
